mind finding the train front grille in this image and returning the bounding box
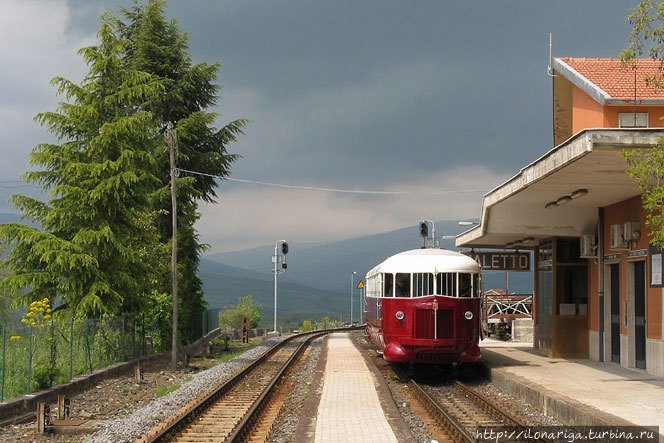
[414,308,453,339]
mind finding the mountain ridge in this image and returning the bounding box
[1,213,533,329]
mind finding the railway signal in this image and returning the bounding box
[420,221,429,238]
[273,240,289,332]
[419,220,439,248]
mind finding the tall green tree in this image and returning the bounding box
[0,18,165,315]
[622,0,664,248]
[116,0,246,342]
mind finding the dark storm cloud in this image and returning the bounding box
[162,0,636,186]
[33,0,635,188]
[0,0,641,249]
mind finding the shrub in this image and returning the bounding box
[32,363,60,391]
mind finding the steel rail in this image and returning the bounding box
[411,380,475,443]
[225,330,328,441]
[144,326,358,443]
[453,380,524,427]
[454,380,552,442]
[410,377,552,443]
[145,338,293,442]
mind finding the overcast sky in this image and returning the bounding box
[0,0,640,253]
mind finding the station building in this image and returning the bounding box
[456,58,664,377]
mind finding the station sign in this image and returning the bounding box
[650,244,663,288]
[603,253,622,264]
[538,259,553,270]
[627,249,648,260]
[465,251,531,272]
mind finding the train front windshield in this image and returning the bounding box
[374,272,480,298]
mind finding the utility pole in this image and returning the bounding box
[166,122,178,371]
[350,271,356,325]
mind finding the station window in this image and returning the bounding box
[556,238,587,315]
[538,239,552,269]
[618,112,649,128]
[557,266,588,315]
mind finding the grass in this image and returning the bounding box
[218,349,246,363]
[155,383,181,397]
[216,337,261,363]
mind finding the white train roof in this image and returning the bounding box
[367,248,480,276]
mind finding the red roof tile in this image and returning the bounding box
[559,57,664,100]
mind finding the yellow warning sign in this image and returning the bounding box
[357,281,365,289]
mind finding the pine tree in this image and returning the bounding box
[116,0,246,341]
[0,18,166,315]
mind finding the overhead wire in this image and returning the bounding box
[175,168,485,196]
[1,170,486,195]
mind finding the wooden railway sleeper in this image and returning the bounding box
[227,332,326,442]
[453,381,524,427]
[144,329,350,443]
[411,381,474,443]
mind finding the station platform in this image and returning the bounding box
[296,332,409,443]
[480,338,664,440]
[297,333,663,442]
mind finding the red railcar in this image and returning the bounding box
[365,248,482,365]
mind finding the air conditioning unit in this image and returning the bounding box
[623,222,641,241]
[610,224,628,250]
[580,235,597,258]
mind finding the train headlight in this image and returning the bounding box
[464,311,473,320]
[395,311,405,321]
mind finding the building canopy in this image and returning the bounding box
[455,129,663,249]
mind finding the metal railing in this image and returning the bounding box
[0,314,161,402]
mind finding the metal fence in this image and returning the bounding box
[0,314,162,402]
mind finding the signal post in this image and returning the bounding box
[272,240,289,333]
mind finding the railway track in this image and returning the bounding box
[406,374,554,443]
[412,379,527,442]
[139,329,344,443]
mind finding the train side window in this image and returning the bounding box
[413,273,434,296]
[395,273,411,297]
[436,273,457,296]
[459,273,472,297]
[384,273,394,297]
[472,274,481,298]
[367,274,381,298]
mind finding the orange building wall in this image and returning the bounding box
[603,197,663,340]
[572,85,604,133]
[572,82,664,340]
[570,82,664,132]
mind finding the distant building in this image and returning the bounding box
[458,57,664,377]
